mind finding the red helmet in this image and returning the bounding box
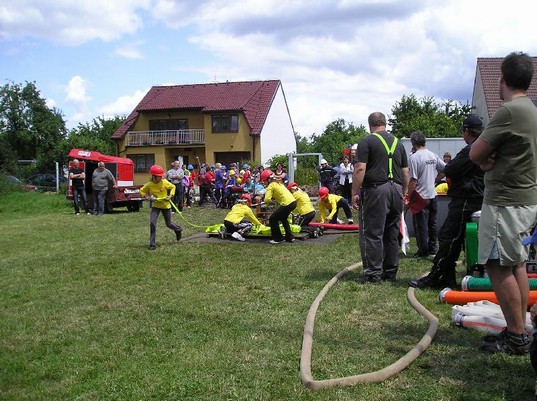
[260,169,273,182]
[318,186,329,199]
[240,193,252,207]
[287,181,299,191]
[149,164,165,177]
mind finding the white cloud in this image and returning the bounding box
[0,0,151,45]
[63,76,93,126]
[97,89,148,118]
[114,41,144,59]
[4,0,537,138]
[65,75,91,104]
[45,97,57,109]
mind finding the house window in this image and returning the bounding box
[128,154,155,173]
[212,114,238,133]
[149,119,188,131]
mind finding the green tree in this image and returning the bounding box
[389,95,473,138]
[61,116,125,157]
[0,81,67,173]
[310,118,367,165]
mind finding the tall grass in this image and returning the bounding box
[0,191,534,400]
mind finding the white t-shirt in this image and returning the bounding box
[409,148,445,199]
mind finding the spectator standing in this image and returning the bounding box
[167,160,184,212]
[69,159,89,215]
[469,51,537,355]
[91,162,117,215]
[214,163,225,207]
[273,162,289,184]
[317,159,338,193]
[198,165,217,206]
[352,112,409,284]
[409,115,484,289]
[186,164,196,207]
[338,155,354,202]
[408,131,446,258]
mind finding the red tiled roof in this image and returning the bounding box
[476,57,537,119]
[112,80,281,139]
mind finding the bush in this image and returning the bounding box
[293,167,318,186]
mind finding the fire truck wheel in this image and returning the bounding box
[127,202,141,212]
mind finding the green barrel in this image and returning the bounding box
[465,222,479,274]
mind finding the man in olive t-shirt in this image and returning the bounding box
[470,51,537,355]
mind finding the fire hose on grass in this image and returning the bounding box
[144,197,207,229]
[300,262,439,390]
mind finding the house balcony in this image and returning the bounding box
[126,129,205,146]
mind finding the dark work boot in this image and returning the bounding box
[408,271,443,289]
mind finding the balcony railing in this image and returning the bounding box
[126,129,205,146]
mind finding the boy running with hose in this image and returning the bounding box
[140,164,183,250]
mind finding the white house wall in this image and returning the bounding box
[472,68,489,126]
[259,86,297,164]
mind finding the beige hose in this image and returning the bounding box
[300,262,439,390]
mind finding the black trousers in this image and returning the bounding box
[430,197,483,281]
[297,210,316,234]
[413,197,438,256]
[269,201,297,241]
[358,181,403,279]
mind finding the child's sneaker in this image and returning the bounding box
[231,232,245,242]
[347,219,354,224]
[176,230,182,241]
[219,226,227,240]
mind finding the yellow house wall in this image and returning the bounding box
[202,114,256,164]
[115,110,261,185]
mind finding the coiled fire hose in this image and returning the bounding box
[300,262,439,389]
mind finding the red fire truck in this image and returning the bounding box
[67,148,143,212]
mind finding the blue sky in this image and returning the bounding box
[1,0,537,136]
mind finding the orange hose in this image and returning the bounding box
[439,288,537,307]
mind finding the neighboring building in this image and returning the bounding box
[472,56,537,126]
[112,80,296,183]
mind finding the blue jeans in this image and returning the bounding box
[73,186,88,213]
[93,189,107,215]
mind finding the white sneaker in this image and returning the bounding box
[231,232,245,242]
[269,239,283,244]
[336,218,344,224]
[347,219,354,224]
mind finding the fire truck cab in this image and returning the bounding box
[67,148,143,212]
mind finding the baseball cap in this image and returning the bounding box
[463,115,483,129]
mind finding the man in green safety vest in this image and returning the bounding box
[352,112,409,284]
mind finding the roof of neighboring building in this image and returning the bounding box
[112,80,282,139]
[475,57,537,119]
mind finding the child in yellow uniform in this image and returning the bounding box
[140,164,183,250]
[261,169,297,244]
[220,194,261,241]
[318,186,354,224]
[287,182,319,236]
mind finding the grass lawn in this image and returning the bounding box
[0,191,534,400]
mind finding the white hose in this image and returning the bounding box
[300,262,439,389]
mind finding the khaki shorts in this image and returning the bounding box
[478,204,537,266]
